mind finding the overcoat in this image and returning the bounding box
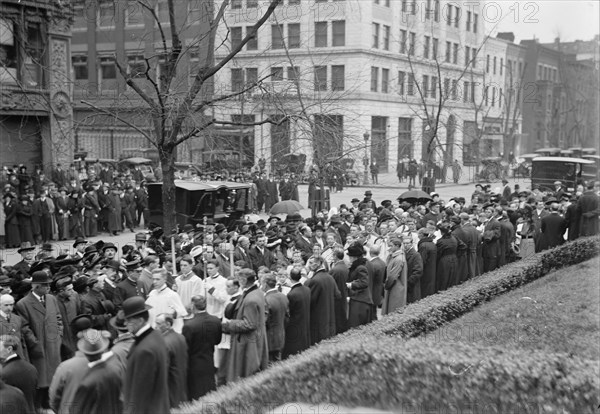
[460,223,481,280]
[304,270,338,345]
[405,247,423,304]
[224,284,269,383]
[16,202,34,244]
[162,329,189,408]
[418,237,437,298]
[367,257,386,308]
[577,190,599,237]
[382,249,407,315]
[282,283,311,358]
[0,312,39,362]
[4,199,21,247]
[15,292,63,388]
[123,327,170,414]
[71,354,122,414]
[265,290,289,352]
[347,258,373,327]
[435,235,460,292]
[539,213,567,250]
[482,218,502,272]
[0,355,38,414]
[182,312,222,399]
[328,261,348,334]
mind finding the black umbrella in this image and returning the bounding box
[398,189,432,203]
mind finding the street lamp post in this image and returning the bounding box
[363,131,370,185]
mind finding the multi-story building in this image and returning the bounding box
[0,0,74,170]
[70,0,213,162]
[212,0,488,174]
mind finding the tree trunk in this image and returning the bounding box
[159,145,177,235]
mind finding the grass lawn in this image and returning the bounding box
[420,256,600,360]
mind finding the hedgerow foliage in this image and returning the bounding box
[175,236,600,414]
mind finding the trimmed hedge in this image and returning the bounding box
[175,237,600,413]
[176,338,599,414]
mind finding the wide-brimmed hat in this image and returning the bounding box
[73,237,88,248]
[70,314,93,333]
[135,233,147,242]
[364,190,372,196]
[17,242,35,253]
[31,271,52,284]
[109,310,129,332]
[347,242,365,258]
[102,259,120,271]
[77,329,111,355]
[102,242,117,252]
[122,296,152,319]
[73,276,90,293]
[0,275,12,287]
[41,243,53,252]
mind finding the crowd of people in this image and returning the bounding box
[0,160,599,412]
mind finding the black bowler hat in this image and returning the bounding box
[73,237,88,248]
[347,242,365,258]
[31,271,52,284]
[122,296,152,319]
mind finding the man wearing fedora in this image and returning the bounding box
[12,242,36,278]
[359,190,377,212]
[122,296,170,414]
[15,271,63,410]
[71,329,122,414]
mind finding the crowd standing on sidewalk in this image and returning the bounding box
[0,159,598,412]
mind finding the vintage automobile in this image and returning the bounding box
[118,157,155,179]
[147,180,252,228]
[476,157,506,182]
[531,156,594,192]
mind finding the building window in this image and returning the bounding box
[500,58,503,75]
[400,30,407,54]
[382,68,389,93]
[288,23,300,48]
[443,78,450,98]
[231,0,242,9]
[452,43,458,64]
[471,47,477,68]
[315,22,328,47]
[331,65,345,91]
[407,73,415,95]
[409,32,416,56]
[371,67,378,92]
[402,0,407,12]
[491,86,496,106]
[434,0,440,22]
[246,67,258,86]
[125,1,144,27]
[287,66,299,85]
[246,27,258,50]
[271,24,284,49]
[446,4,452,25]
[464,46,470,67]
[486,55,490,73]
[398,117,412,159]
[128,55,146,78]
[230,68,244,92]
[422,75,429,98]
[493,56,497,74]
[473,13,478,33]
[157,1,170,23]
[231,27,243,50]
[471,82,475,103]
[466,11,471,31]
[271,66,284,81]
[398,71,405,95]
[430,76,437,99]
[411,0,417,15]
[463,81,469,102]
[445,41,451,62]
[451,79,457,100]
[100,57,116,80]
[484,86,489,106]
[372,23,380,48]
[73,6,87,30]
[432,38,438,59]
[423,36,430,59]
[332,21,345,46]
[98,1,115,28]
[383,25,390,50]
[72,56,88,80]
[454,6,460,27]
[499,88,503,108]
[247,0,258,7]
[314,65,327,91]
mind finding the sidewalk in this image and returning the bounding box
[352,171,474,189]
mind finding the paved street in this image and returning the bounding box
[0,171,505,267]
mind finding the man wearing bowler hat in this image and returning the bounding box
[15,271,63,410]
[359,191,377,212]
[13,242,36,278]
[122,296,169,414]
[72,237,88,260]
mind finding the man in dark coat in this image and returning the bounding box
[577,182,599,237]
[81,276,114,331]
[182,295,222,399]
[403,236,423,304]
[0,334,38,414]
[266,174,279,211]
[532,201,549,252]
[294,225,315,262]
[304,256,339,345]
[282,268,311,359]
[458,212,481,280]
[262,273,289,363]
[222,269,269,383]
[0,378,28,414]
[367,245,386,320]
[0,294,40,362]
[417,228,437,298]
[496,209,515,266]
[481,207,502,272]
[156,313,189,408]
[564,197,580,241]
[15,271,63,410]
[328,249,348,334]
[122,297,169,414]
[247,235,277,272]
[539,203,567,251]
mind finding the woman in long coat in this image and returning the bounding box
[3,192,21,248]
[382,237,407,315]
[346,243,373,327]
[417,228,437,299]
[435,223,462,292]
[17,195,35,244]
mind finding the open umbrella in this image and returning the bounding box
[269,200,304,215]
[398,189,432,203]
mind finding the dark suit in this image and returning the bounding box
[1,355,37,414]
[182,312,222,399]
[162,329,189,408]
[405,247,423,304]
[305,270,338,345]
[418,237,437,298]
[539,213,567,251]
[123,327,170,414]
[265,289,289,361]
[367,257,386,309]
[577,190,599,237]
[0,379,28,414]
[294,235,314,262]
[282,283,311,359]
[81,290,113,330]
[248,246,277,272]
[71,354,122,414]
[329,261,348,334]
[233,246,249,264]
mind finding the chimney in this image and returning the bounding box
[497,32,515,43]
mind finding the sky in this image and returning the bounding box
[488,1,599,43]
